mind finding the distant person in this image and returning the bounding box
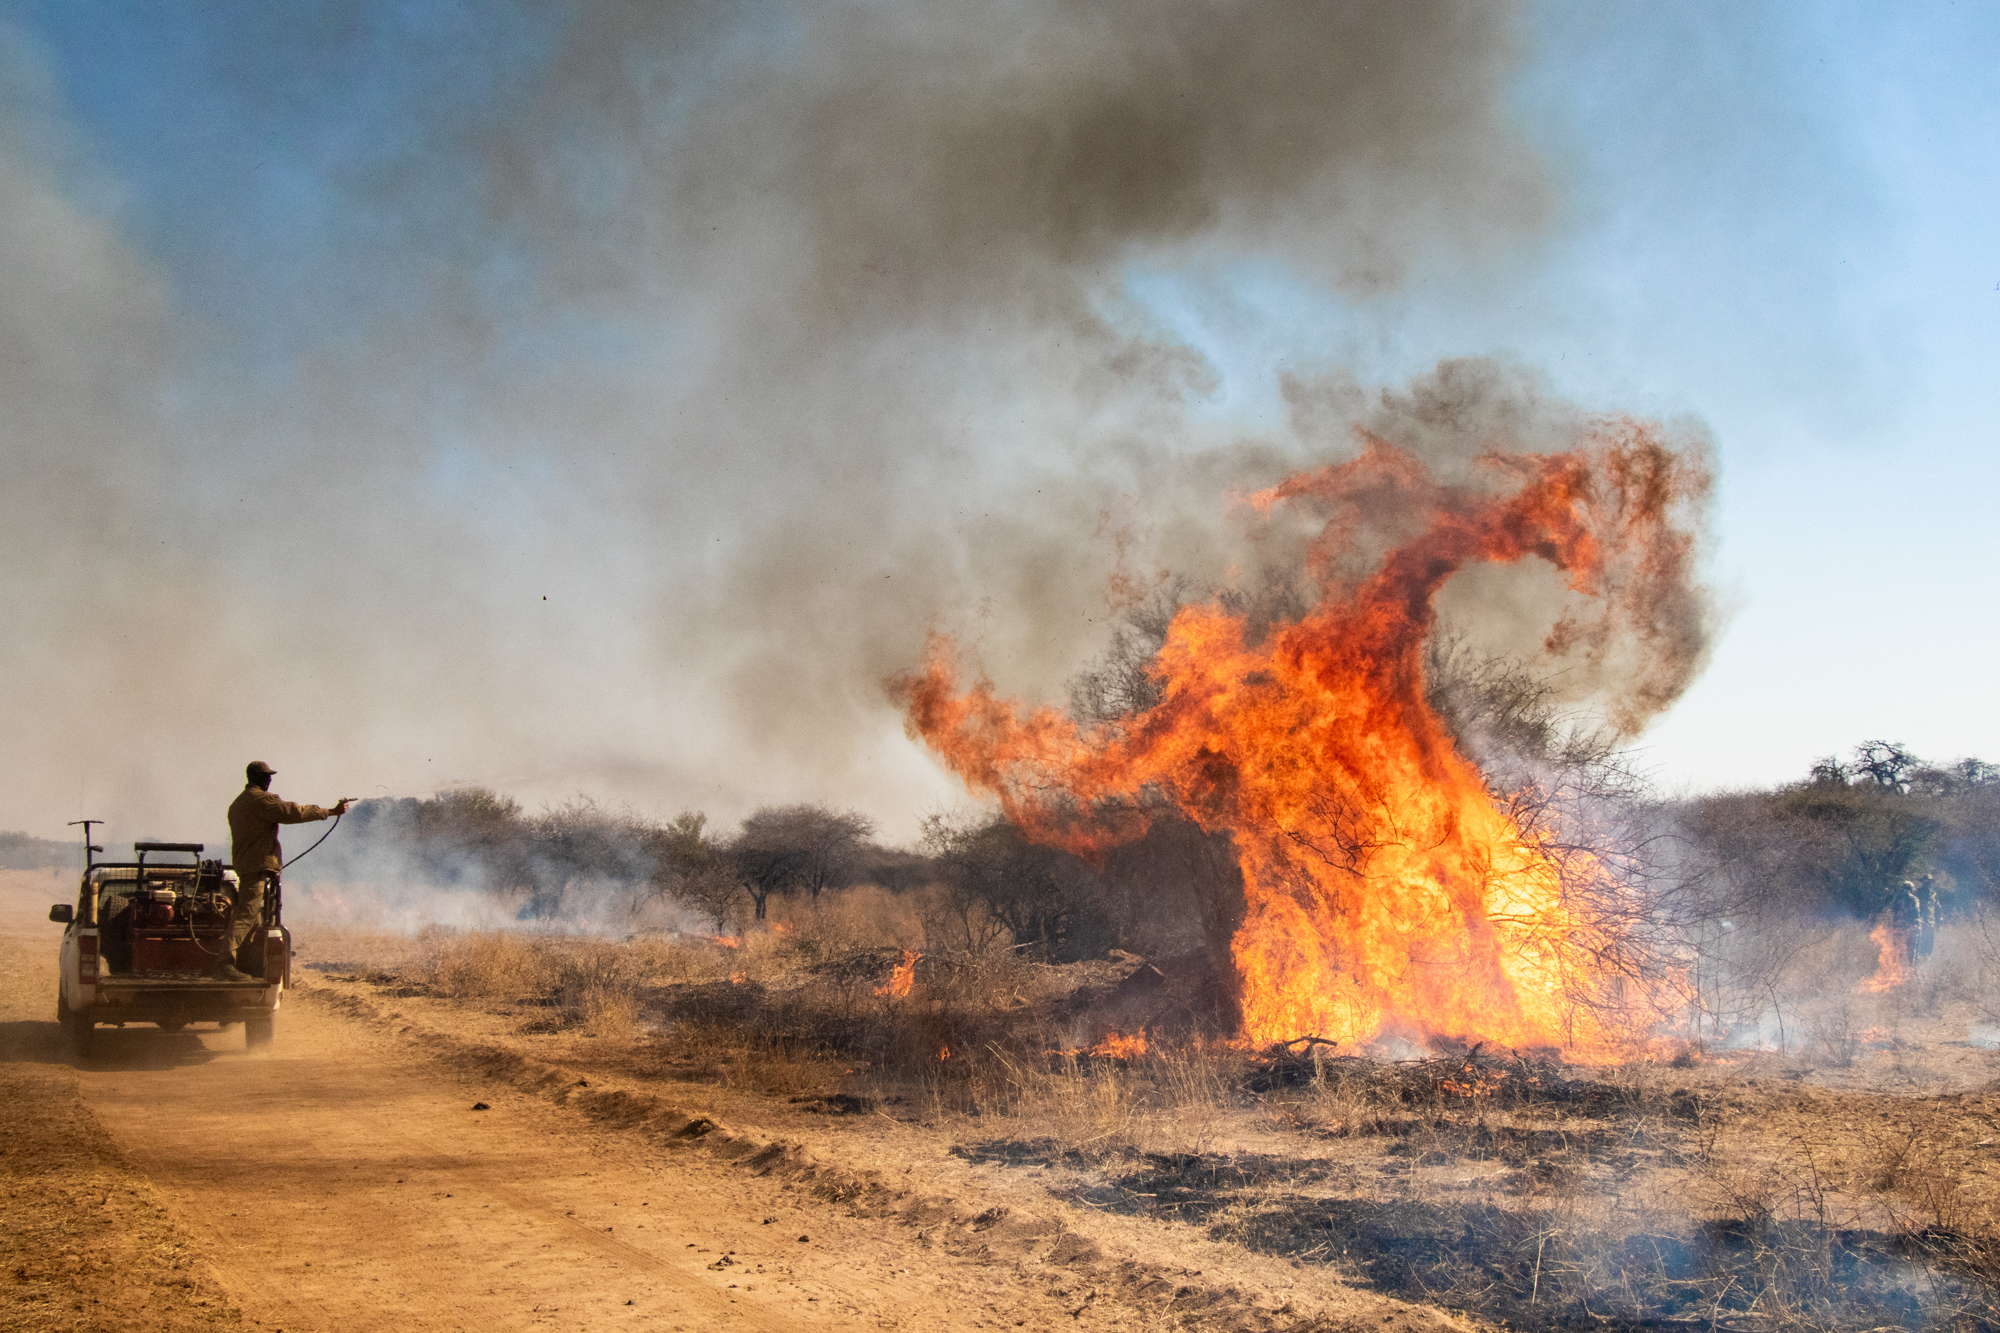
[1881,879,1923,980]
[1888,880,1922,931]
[1915,873,1939,961]
[219,761,347,981]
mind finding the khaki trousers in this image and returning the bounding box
[229,870,274,959]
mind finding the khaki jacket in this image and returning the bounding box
[228,786,336,875]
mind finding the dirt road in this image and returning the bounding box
[0,876,1148,1333]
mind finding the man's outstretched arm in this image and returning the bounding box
[242,789,349,824]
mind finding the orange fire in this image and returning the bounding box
[1088,1030,1150,1058]
[1439,1072,1506,1098]
[874,948,922,998]
[1860,921,1908,993]
[897,430,1706,1056]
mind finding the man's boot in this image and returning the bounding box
[208,930,254,983]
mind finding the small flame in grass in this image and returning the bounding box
[874,948,922,998]
[1648,1039,1700,1066]
[728,971,746,985]
[1860,921,1908,993]
[1088,1030,1150,1058]
[770,922,795,938]
[938,1045,951,1060]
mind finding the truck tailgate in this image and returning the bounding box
[97,975,271,992]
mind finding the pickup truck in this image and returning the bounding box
[51,840,290,1054]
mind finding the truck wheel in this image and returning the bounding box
[245,1013,275,1050]
[56,989,94,1057]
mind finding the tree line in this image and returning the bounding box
[333,792,922,925]
[329,787,1237,972]
[22,583,1986,990]
[323,581,2000,989]
[1678,740,2000,925]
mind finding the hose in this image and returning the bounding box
[282,810,343,869]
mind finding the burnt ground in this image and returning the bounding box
[284,924,2000,1333]
[932,1053,2000,1332]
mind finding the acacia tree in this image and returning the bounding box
[527,797,660,916]
[406,786,534,889]
[729,804,877,919]
[1068,599,1692,1032]
[1848,741,1919,793]
[922,812,1105,960]
[643,811,745,930]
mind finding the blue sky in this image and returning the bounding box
[1,1,1995,841]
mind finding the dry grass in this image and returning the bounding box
[419,927,557,998]
[289,898,2000,1332]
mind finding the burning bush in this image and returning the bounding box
[897,428,1711,1055]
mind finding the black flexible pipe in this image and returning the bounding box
[283,810,343,869]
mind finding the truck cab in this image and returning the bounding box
[52,841,289,1054]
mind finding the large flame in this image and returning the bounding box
[897,427,1706,1056]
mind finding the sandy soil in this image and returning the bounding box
[1,871,1439,1333]
[20,858,1993,1332]
[0,872,1125,1331]
[280,922,2000,1330]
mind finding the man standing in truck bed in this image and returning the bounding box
[218,761,348,981]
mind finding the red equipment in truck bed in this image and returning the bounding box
[131,933,222,974]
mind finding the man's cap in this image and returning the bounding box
[246,760,276,778]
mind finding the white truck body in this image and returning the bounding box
[52,842,288,1052]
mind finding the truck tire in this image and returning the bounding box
[245,1013,275,1051]
[56,989,95,1058]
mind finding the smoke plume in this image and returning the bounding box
[0,2,1704,849]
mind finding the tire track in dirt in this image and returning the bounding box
[292,979,1475,1333]
[0,873,1162,1333]
[0,876,245,1333]
[4,871,1466,1333]
[74,1023,800,1332]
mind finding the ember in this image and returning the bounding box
[899,431,1708,1055]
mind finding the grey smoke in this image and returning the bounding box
[0,2,1708,848]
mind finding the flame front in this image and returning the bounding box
[1860,922,1908,994]
[875,948,922,998]
[1089,1030,1150,1058]
[898,429,1706,1056]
